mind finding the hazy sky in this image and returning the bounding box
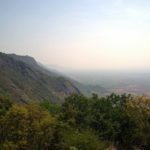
[1,0,150,70]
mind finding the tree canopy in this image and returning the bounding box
[0,93,150,150]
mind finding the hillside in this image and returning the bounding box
[0,52,80,103]
[72,81,108,97]
[46,65,109,97]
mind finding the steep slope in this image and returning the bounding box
[45,65,109,97]
[0,52,80,103]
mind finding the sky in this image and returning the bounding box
[0,0,150,70]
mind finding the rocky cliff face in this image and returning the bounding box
[0,52,80,103]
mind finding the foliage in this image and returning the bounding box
[61,129,106,150]
[0,103,55,150]
[0,94,12,116]
[40,101,61,116]
[123,97,150,150]
[62,94,91,127]
[0,93,150,150]
[62,93,150,150]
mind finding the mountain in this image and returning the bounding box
[72,80,108,97]
[46,65,109,97]
[0,52,80,103]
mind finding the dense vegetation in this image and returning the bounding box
[0,93,150,150]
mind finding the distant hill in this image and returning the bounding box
[0,52,80,103]
[72,81,108,97]
[46,65,108,97]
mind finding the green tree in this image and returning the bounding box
[0,103,56,150]
[90,93,133,147]
[123,97,150,150]
[40,101,61,116]
[61,129,107,150]
[0,94,12,116]
[62,94,90,127]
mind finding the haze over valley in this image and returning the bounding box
[45,65,150,96]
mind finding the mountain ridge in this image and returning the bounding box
[0,52,80,103]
